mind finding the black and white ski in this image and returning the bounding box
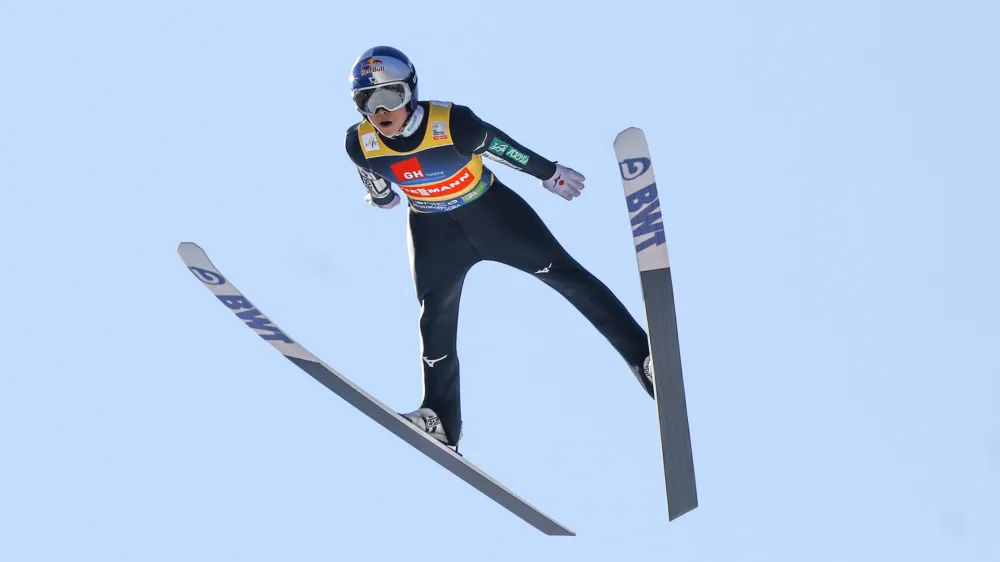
[613,127,699,521]
[177,242,574,536]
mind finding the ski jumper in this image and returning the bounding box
[345,100,651,444]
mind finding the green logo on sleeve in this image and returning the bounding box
[505,146,529,165]
[488,137,530,165]
[488,137,508,155]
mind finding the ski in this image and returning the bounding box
[176,241,574,536]
[613,127,698,520]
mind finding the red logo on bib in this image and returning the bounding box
[391,157,426,182]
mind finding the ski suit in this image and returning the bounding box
[345,100,651,445]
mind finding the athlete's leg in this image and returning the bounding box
[406,208,479,444]
[461,182,653,396]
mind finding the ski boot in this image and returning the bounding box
[400,407,462,451]
[631,355,655,398]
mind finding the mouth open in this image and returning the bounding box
[379,120,393,127]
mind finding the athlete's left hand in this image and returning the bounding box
[542,163,585,201]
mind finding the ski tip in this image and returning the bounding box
[177,241,203,254]
[176,242,212,267]
[614,126,645,143]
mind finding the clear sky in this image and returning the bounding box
[2,0,998,560]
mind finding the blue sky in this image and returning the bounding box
[2,0,998,560]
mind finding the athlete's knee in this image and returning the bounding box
[532,256,588,281]
[419,307,459,341]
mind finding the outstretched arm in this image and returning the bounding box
[449,104,585,200]
[448,104,557,180]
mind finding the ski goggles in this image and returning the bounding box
[352,82,411,115]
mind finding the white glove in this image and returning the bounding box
[365,191,400,209]
[541,163,585,200]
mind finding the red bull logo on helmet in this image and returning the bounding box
[360,57,385,75]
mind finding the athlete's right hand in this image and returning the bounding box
[365,191,400,209]
[541,163,585,201]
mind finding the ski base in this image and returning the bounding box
[614,127,699,521]
[177,241,574,536]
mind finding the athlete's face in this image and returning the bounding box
[370,106,408,136]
